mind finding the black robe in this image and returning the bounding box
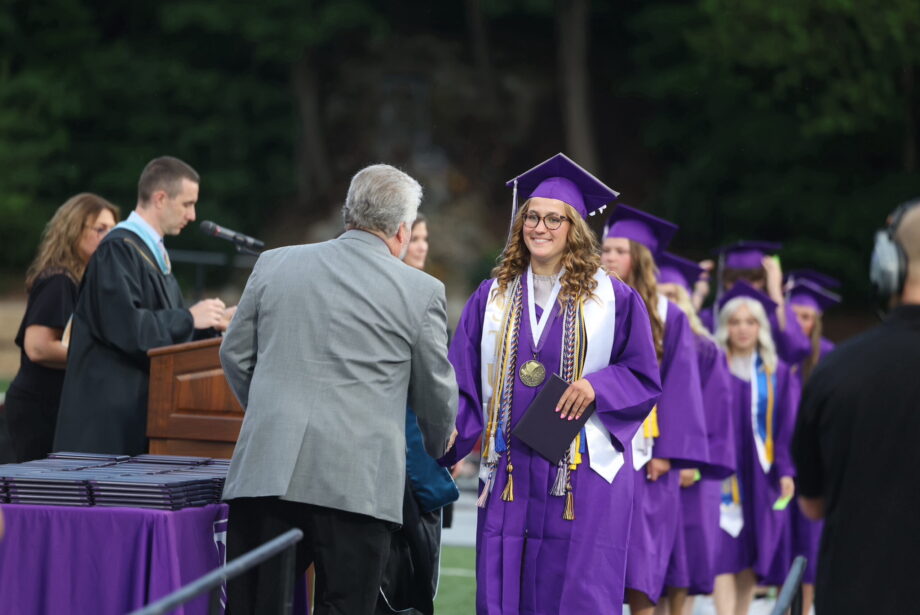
[53,228,199,456]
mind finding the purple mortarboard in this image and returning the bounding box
[717,280,778,315]
[506,153,619,221]
[657,252,704,292]
[717,240,782,270]
[785,269,841,289]
[603,204,678,255]
[789,279,841,313]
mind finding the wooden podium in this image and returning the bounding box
[146,337,243,458]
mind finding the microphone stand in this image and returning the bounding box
[235,244,262,256]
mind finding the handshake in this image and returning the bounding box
[189,298,237,332]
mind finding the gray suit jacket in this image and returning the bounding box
[220,230,458,523]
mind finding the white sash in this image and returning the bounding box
[631,294,669,470]
[526,266,562,348]
[480,268,623,483]
[719,487,744,538]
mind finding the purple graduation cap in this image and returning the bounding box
[657,252,705,292]
[506,153,619,221]
[603,204,678,255]
[789,279,841,313]
[717,280,778,315]
[716,240,782,270]
[785,269,841,289]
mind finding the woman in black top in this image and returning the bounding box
[5,193,119,462]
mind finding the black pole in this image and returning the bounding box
[791,585,804,615]
[277,544,297,615]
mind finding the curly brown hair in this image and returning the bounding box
[625,240,665,360]
[25,193,120,291]
[492,200,601,303]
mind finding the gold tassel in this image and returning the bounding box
[642,405,660,438]
[501,463,514,502]
[765,365,775,464]
[563,487,575,521]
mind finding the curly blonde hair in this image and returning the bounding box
[25,193,120,290]
[492,200,601,303]
[623,240,665,360]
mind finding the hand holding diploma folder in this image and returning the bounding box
[512,375,597,465]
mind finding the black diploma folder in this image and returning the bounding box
[511,374,597,465]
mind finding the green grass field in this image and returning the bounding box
[435,546,476,614]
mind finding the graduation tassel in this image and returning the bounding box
[501,463,514,502]
[550,464,567,496]
[563,484,575,521]
[485,441,499,465]
[477,475,492,508]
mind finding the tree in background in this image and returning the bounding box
[627,0,920,299]
[1,0,917,307]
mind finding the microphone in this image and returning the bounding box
[199,220,265,253]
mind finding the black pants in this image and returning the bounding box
[5,383,60,462]
[226,497,394,615]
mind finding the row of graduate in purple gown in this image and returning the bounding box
[436,153,840,614]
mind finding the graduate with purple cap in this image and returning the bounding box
[698,241,812,365]
[655,252,736,613]
[440,153,662,615]
[600,208,710,615]
[785,275,840,615]
[711,282,800,615]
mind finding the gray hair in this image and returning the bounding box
[715,296,778,372]
[342,164,421,237]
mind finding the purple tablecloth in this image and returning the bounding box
[0,503,228,615]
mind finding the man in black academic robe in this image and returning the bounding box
[53,156,229,456]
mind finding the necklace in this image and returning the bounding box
[519,267,562,387]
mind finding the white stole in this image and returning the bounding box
[631,294,669,470]
[480,268,623,483]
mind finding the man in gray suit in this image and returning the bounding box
[220,164,458,615]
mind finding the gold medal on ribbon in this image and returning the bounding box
[519,359,546,387]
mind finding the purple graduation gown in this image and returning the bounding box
[624,301,709,603]
[700,304,811,365]
[664,336,736,595]
[715,359,800,585]
[440,276,661,615]
[790,337,834,584]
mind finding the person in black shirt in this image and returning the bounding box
[5,193,119,462]
[792,199,920,614]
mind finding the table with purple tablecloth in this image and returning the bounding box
[0,503,228,615]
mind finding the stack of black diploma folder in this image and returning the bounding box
[0,453,229,509]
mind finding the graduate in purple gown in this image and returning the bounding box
[440,154,662,615]
[600,208,710,615]
[711,283,800,615]
[699,241,811,365]
[655,253,736,615]
[785,273,840,615]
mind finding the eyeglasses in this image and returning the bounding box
[523,212,569,231]
[85,225,112,238]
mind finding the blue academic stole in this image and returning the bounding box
[752,354,776,473]
[113,218,170,275]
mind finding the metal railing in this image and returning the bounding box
[770,555,808,615]
[130,528,303,615]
